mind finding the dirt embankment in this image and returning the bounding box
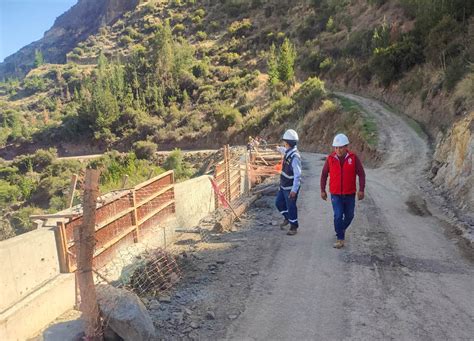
[432,113,474,221]
[298,107,382,168]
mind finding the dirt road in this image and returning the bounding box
[225,94,474,339]
[35,94,474,340]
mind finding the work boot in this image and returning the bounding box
[280,219,289,230]
[286,225,298,235]
[333,239,345,249]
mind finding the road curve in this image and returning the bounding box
[225,94,474,340]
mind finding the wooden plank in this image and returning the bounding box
[94,184,173,231]
[95,205,135,231]
[30,213,80,219]
[133,170,174,191]
[136,184,174,207]
[56,222,70,273]
[230,174,240,188]
[137,200,175,226]
[67,174,78,208]
[131,190,139,243]
[93,225,137,259]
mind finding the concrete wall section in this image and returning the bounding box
[0,228,60,313]
[0,273,75,341]
[174,175,216,229]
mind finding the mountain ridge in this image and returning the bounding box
[0,0,139,80]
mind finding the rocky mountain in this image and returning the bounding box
[0,0,139,80]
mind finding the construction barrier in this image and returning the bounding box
[55,171,175,273]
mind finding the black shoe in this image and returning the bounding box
[280,219,289,230]
[286,226,298,235]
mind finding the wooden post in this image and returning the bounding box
[224,145,231,202]
[67,174,78,208]
[121,175,129,189]
[56,221,70,273]
[77,168,101,339]
[131,190,139,243]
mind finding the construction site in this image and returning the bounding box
[0,94,472,341]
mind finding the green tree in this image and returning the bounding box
[34,49,44,67]
[277,38,297,85]
[267,44,279,86]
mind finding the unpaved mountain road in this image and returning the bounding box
[225,94,474,340]
[34,94,473,340]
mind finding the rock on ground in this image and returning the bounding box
[96,285,156,341]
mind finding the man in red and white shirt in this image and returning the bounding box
[320,134,366,249]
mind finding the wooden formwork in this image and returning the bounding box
[55,170,175,273]
[248,146,283,183]
[214,145,242,208]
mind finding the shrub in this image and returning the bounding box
[452,72,474,110]
[191,15,203,25]
[192,59,210,78]
[228,19,252,37]
[220,52,240,66]
[133,140,158,159]
[125,27,140,39]
[444,57,468,92]
[31,148,57,172]
[343,29,373,58]
[23,75,48,94]
[212,104,243,130]
[269,96,294,124]
[210,21,220,32]
[194,8,206,18]
[9,206,43,234]
[173,23,186,34]
[326,16,336,32]
[425,16,463,67]
[120,35,133,46]
[292,77,326,117]
[319,99,338,114]
[370,35,424,86]
[319,57,333,71]
[0,180,20,204]
[301,51,324,73]
[163,148,193,180]
[196,31,207,41]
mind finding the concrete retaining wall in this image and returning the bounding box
[0,229,75,341]
[0,229,61,313]
[174,175,215,229]
[0,174,220,340]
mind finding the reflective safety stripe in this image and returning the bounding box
[281,171,294,179]
[279,210,288,214]
[288,219,298,223]
[280,185,292,190]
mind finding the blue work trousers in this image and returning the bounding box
[331,194,355,240]
[275,189,299,228]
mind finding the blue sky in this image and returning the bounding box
[0,0,77,62]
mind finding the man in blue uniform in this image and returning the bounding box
[275,129,302,236]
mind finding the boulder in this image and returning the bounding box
[96,285,156,341]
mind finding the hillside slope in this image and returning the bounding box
[0,0,472,223]
[0,0,139,79]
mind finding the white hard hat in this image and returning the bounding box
[282,129,299,141]
[332,133,349,147]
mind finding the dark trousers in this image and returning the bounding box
[331,194,355,240]
[275,189,299,228]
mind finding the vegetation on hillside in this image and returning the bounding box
[1,0,472,239]
[0,147,193,241]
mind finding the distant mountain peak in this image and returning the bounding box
[0,0,139,80]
